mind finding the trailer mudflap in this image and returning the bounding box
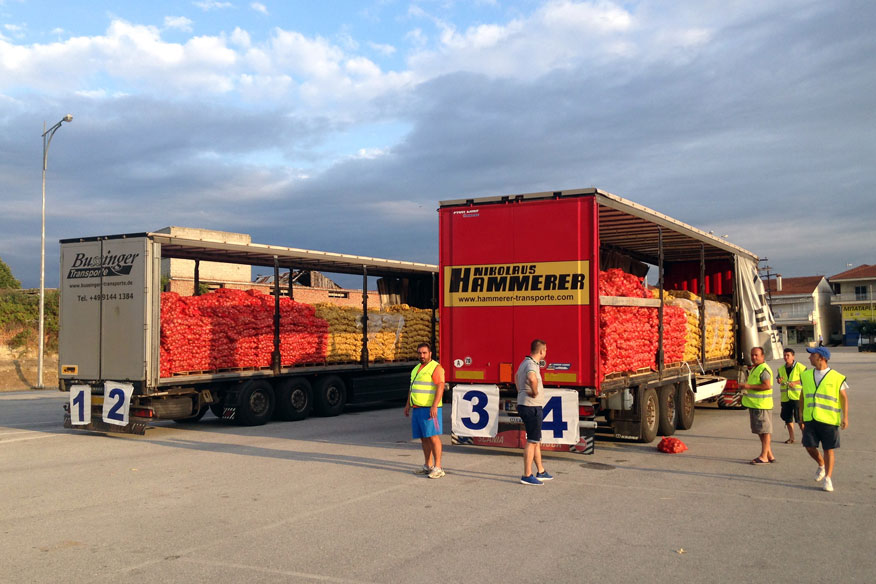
[63,413,148,435]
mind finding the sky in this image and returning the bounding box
[1,0,875,288]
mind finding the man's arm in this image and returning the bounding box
[430,365,446,419]
[742,376,772,391]
[526,370,540,398]
[840,388,849,429]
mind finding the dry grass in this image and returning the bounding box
[0,346,58,391]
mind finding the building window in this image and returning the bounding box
[855,285,868,301]
[328,291,349,299]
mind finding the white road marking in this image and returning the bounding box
[182,557,377,584]
[0,433,64,444]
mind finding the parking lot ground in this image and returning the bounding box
[1,347,874,584]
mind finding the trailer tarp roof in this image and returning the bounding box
[150,233,437,277]
[439,188,758,264]
[61,232,437,278]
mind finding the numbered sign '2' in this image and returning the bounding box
[102,382,135,426]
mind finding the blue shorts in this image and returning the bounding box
[517,405,543,443]
[411,407,443,439]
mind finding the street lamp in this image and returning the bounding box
[38,114,73,389]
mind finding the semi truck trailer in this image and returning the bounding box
[59,232,437,434]
[440,188,781,450]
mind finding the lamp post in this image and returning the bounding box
[38,114,73,389]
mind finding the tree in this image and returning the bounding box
[856,320,876,346]
[0,256,21,289]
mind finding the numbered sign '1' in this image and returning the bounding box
[69,384,92,425]
[102,382,135,426]
[451,384,500,437]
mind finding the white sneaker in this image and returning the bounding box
[823,477,833,492]
[428,467,445,479]
[814,466,826,482]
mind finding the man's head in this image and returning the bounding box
[417,342,432,364]
[750,346,765,365]
[806,346,830,368]
[530,339,547,361]
[783,348,795,366]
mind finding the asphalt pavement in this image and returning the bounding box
[1,347,874,584]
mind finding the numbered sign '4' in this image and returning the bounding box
[102,382,135,426]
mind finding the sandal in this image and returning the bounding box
[750,458,769,464]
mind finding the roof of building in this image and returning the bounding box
[764,275,824,296]
[829,264,876,281]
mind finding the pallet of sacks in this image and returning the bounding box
[160,288,437,376]
[311,303,437,363]
[598,270,687,377]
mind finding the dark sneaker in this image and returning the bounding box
[536,470,554,481]
[520,474,543,486]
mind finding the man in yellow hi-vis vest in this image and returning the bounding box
[404,342,446,479]
[777,348,806,444]
[801,346,849,493]
[741,346,775,464]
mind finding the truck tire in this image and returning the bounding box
[314,375,346,417]
[657,385,677,436]
[638,388,659,443]
[236,380,275,426]
[676,384,695,430]
[275,377,313,421]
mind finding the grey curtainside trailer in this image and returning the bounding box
[58,232,437,435]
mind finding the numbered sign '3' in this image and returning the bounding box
[102,382,135,426]
[451,384,500,437]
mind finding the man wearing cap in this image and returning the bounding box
[741,346,775,464]
[801,346,849,492]
[777,348,806,444]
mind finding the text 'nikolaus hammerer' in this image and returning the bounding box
[449,264,587,293]
[67,251,140,279]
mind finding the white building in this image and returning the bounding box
[829,264,876,345]
[766,275,839,346]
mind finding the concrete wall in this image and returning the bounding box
[156,226,252,283]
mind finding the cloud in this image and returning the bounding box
[3,22,25,39]
[194,0,232,10]
[250,2,268,15]
[368,41,396,56]
[0,18,412,117]
[164,16,194,33]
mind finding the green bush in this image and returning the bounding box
[0,256,21,289]
[1,289,58,351]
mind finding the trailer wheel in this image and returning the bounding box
[314,375,346,417]
[657,385,677,436]
[275,377,313,421]
[676,384,696,430]
[638,388,659,443]
[236,380,275,426]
